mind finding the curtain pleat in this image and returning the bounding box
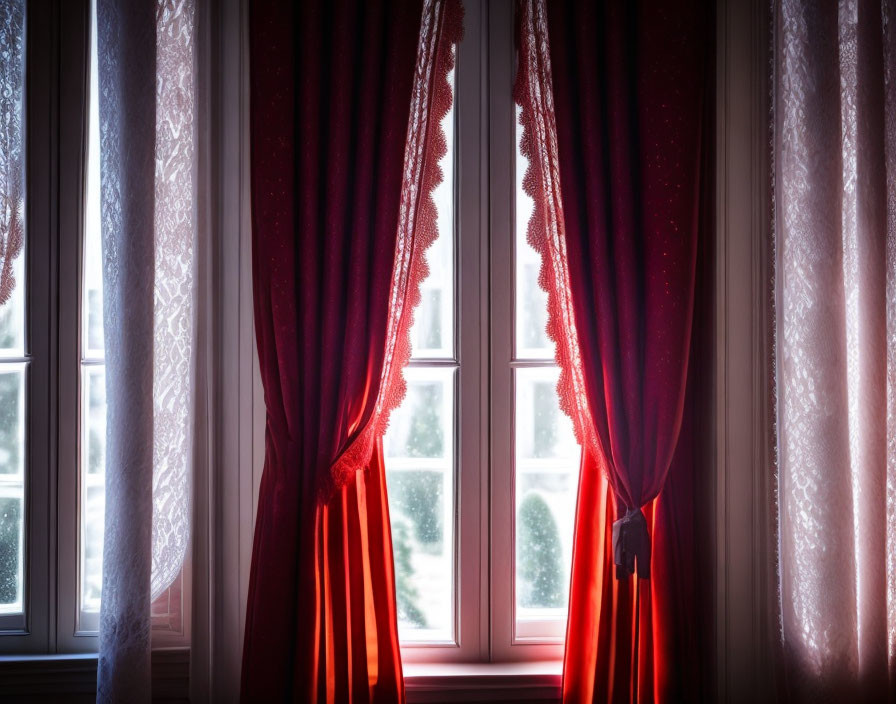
[96,2,158,699]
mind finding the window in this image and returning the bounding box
[0,0,189,655]
[384,0,580,662]
[385,69,457,644]
[0,0,25,632]
[72,0,189,639]
[510,108,579,640]
[80,4,105,625]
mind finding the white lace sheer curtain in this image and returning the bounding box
[775,0,896,698]
[96,0,195,701]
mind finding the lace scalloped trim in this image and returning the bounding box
[514,0,601,463]
[325,0,464,499]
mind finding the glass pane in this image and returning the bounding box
[385,367,455,642]
[514,367,580,626]
[409,69,455,359]
[515,105,554,360]
[0,0,26,358]
[80,365,105,613]
[0,495,22,612]
[516,471,576,610]
[385,369,452,460]
[0,256,24,356]
[83,366,106,475]
[83,0,104,360]
[0,366,24,476]
[81,480,104,614]
[515,367,579,464]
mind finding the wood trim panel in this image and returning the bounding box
[713,0,775,701]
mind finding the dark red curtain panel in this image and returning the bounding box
[561,246,714,703]
[243,1,424,701]
[549,0,711,697]
[516,0,712,701]
[546,0,708,581]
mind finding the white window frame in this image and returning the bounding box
[395,0,566,666]
[0,0,82,654]
[200,0,777,701]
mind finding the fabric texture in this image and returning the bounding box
[241,1,461,701]
[97,0,196,700]
[775,0,896,699]
[515,0,711,700]
[0,0,23,308]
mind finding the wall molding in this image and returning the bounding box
[190,0,261,701]
[714,0,775,701]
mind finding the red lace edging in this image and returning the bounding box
[325,0,464,500]
[513,0,600,462]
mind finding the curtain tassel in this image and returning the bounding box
[612,507,651,579]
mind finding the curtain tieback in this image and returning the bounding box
[612,507,651,580]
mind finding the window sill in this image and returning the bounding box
[404,660,562,703]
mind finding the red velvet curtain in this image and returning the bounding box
[243,1,425,701]
[561,241,714,704]
[516,0,712,701]
[547,1,712,699]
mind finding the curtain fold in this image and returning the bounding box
[515,0,711,701]
[97,0,196,699]
[97,2,157,699]
[242,1,461,700]
[775,0,896,699]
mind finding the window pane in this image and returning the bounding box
[0,256,24,356]
[79,2,105,618]
[83,366,106,475]
[80,366,105,613]
[515,105,554,360]
[515,367,578,464]
[0,0,25,620]
[83,0,104,360]
[81,480,104,614]
[514,367,579,631]
[385,367,455,643]
[0,0,25,358]
[0,495,22,612]
[409,69,455,360]
[0,366,24,476]
[385,374,450,460]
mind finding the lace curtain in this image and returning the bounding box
[0,0,23,308]
[97,0,195,700]
[775,0,896,698]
